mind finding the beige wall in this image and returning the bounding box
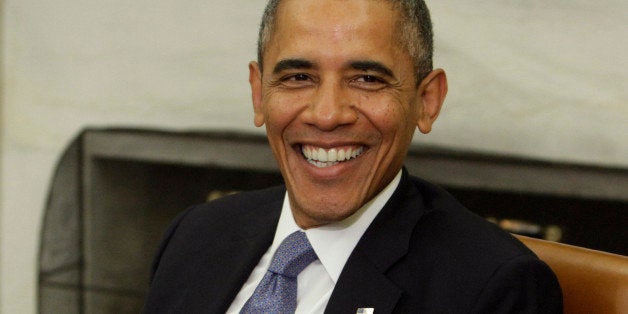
[1,0,626,312]
[0,0,3,310]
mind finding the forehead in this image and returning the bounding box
[277,0,397,22]
[275,0,399,35]
[265,0,405,67]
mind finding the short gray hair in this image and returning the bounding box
[256,0,434,82]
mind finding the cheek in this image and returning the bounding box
[357,94,415,134]
[263,95,303,132]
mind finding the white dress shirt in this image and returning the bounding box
[226,171,401,313]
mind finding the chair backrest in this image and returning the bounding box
[514,235,628,314]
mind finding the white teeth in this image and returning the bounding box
[338,149,345,161]
[351,149,358,159]
[318,148,327,162]
[328,148,337,162]
[310,147,318,160]
[301,145,365,167]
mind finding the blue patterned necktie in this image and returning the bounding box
[240,231,318,313]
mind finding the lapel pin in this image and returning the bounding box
[356,308,374,314]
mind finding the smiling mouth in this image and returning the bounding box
[301,144,365,168]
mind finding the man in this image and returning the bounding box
[144,0,563,313]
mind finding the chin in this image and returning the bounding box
[295,198,363,228]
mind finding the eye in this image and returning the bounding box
[277,73,315,88]
[356,75,383,83]
[351,75,388,90]
[290,74,310,81]
[282,73,311,82]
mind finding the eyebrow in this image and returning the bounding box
[272,58,314,74]
[349,60,395,78]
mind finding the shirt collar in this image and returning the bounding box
[273,170,402,283]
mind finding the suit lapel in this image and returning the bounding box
[184,194,283,313]
[325,170,427,313]
[325,248,403,313]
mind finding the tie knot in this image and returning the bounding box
[268,231,318,278]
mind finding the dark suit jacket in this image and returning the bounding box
[144,170,562,313]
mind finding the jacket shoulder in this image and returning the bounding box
[145,185,285,313]
[389,176,561,312]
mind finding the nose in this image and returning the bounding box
[301,81,358,131]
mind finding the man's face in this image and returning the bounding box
[250,0,442,228]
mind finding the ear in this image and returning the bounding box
[249,61,265,127]
[416,69,448,134]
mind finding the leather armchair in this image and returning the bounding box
[515,235,628,313]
